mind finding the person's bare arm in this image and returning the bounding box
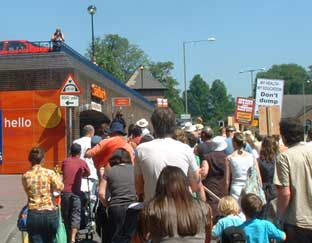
[188,169,206,201]
[276,185,291,220]
[224,157,231,194]
[85,141,103,158]
[200,160,209,179]
[205,204,213,243]
[194,144,199,155]
[135,174,145,202]
[98,178,108,206]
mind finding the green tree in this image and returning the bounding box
[187,74,211,120]
[88,34,149,82]
[256,64,310,94]
[187,76,235,127]
[149,61,184,114]
[148,61,174,84]
[209,79,235,127]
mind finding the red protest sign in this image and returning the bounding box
[235,97,255,125]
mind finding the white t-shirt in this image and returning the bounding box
[135,137,198,201]
[73,136,98,192]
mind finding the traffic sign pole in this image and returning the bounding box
[68,108,73,149]
[59,74,82,153]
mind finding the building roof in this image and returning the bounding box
[282,95,312,118]
[126,67,166,90]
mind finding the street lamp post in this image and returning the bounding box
[183,37,216,114]
[87,5,97,61]
[140,65,144,88]
[239,68,265,98]
[303,80,311,140]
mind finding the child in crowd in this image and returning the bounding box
[240,193,286,243]
[212,196,244,241]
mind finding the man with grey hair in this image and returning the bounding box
[73,124,98,193]
[194,126,215,160]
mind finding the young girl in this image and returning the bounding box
[212,196,244,240]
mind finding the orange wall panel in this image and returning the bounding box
[0,90,67,174]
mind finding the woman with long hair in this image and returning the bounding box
[227,132,254,200]
[139,166,212,243]
[22,147,64,243]
[258,136,279,202]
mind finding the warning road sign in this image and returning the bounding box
[60,74,82,94]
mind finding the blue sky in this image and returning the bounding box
[1,0,312,98]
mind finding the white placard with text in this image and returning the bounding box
[255,78,284,116]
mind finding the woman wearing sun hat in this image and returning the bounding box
[201,136,230,222]
[136,118,150,136]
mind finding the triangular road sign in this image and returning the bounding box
[60,74,82,94]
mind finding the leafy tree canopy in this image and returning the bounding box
[256,64,310,94]
[187,74,211,120]
[89,34,149,82]
[187,76,235,127]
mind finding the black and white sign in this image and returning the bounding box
[91,101,102,112]
[255,78,284,116]
[60,95,79,107]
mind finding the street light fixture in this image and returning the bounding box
[87,5,97,61]
[183,37,216,114]
[239,68,265,98]
[303,80,311,140]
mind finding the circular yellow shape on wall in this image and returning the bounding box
[37,103,62,128]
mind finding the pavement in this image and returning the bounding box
[0,175,26,243]
[0,175,100,243]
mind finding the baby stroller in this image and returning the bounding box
[77,177,97,240]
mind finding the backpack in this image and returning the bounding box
[222,226,246,243]
[17,205,28,231]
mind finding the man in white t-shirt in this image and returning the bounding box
[135,107,204,202]
[73,125,98,193]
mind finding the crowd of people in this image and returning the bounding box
[21,107,312,243]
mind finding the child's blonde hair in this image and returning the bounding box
[217,196,240,216]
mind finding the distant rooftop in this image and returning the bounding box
[282,95,312,118]
[126,67,166,90]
